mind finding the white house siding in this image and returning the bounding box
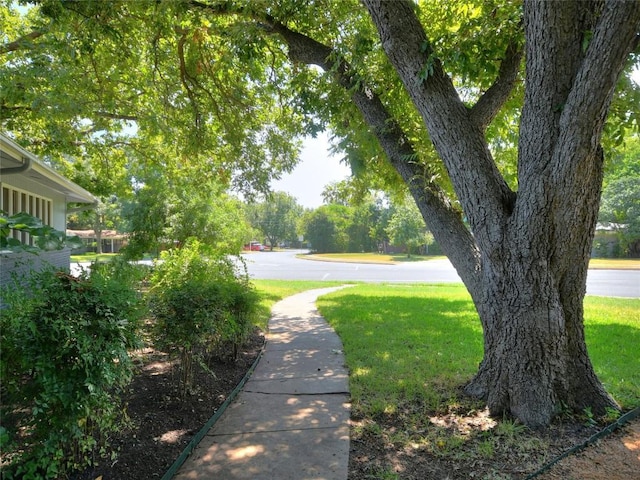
[1,178,67,230]
[1,133,97,289]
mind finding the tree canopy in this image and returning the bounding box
[245,191,301,250]
[2,0,639,427]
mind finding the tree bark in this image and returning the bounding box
[363,0,640,427]
[94,218,104,254]
[195,0,640,426]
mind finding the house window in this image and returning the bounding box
[1,185,52,245]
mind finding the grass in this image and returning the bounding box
[304,283,639,475]
[302,253,640,269]
[70,252,159,263]
[583,295,640,407]
[299,252,447,264]
[316,283,484,417]
[315,284,640,414]
[252,281,640,413]
[588,258,640,270]
[70,252,119,263]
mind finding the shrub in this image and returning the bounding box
[0,261,143,479]
[147,239,259,398]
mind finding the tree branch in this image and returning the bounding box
[556,0,640,164]
[94,112,139,121]
[548,0,640,266]
[189,0,483,288]
[363,0,516,254]
[0,30,45,55]
[469,41,523,131]
[259,20,482,290]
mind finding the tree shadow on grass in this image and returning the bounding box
[318,291,483,413]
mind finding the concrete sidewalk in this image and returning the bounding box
[173,286,352,480]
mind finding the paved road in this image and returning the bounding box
[242,250,640,298]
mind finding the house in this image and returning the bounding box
[66,229,128,254]
[0,133,98,286]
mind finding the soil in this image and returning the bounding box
[536,419,640,480]
[16,325,636,480]
[71,328,266,480]
[347,407,640,480]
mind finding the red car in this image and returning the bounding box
[243,242,265,251]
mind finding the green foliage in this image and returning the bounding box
[147,240,259,398]
[1,0,302,196]
[168,185,251,255]
[599,137,640,257]
[1,0,637,233]
[347,200,383,252]
[246,191,301,250]
[0,211,83,252]
[302,204,351,253]
[122,176,251,259]
[298,196,407,254]
[0,261,143,479]
[385,202,429,257]
[598,176,640,256]
[120,180,168,259]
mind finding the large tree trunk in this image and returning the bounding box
[465,222,618,427]
[94,212,104,254]
[361,0,640,427]
[256,0,640,426]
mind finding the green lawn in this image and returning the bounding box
[588,258,640,270]
[302,253,640,269]
[583,295,640,407]
[299,252,447,264]
[70,252,119,263]
[317,284,484,417]
[252,281,639,416]
[313,283,640,415]
[251,281,639,472]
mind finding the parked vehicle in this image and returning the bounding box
[243,242,264,251]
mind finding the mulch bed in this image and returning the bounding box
[71,328,265,480]
[346,407,638,480]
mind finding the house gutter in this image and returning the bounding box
[67,203,99,214]
[0,156,32,175]
[1,133,98,206]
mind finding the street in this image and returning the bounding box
[242,250,640,298]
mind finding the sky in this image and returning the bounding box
[270,132,352,209]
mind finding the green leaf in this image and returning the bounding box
[8,212,43,228]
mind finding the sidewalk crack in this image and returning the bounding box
[244,389,350,396]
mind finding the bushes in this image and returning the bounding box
[0,242,259,476]
[147,239,259,398]
[0,259,143,479]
